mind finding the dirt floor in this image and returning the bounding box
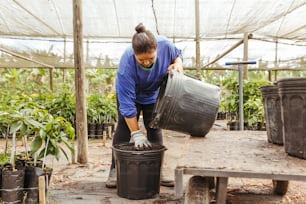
[20,120,306,204]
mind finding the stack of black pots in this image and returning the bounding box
[261,77,306,159]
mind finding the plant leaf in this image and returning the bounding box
[31,136,43,153]
[9,121,22,134]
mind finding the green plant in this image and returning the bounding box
[220,77,270,126]
[47,85,76,126]
[0,110,10,152]
[6,104,44,164]
[243,80,270,127]
[0,153,10,165]
[87,93,117,124]
[103,93,117,123]
[220,76,239,118]
[1,94,74,167]
[244,96,265,127]
[86,69,116,94]
[31,116,75,162]
[87,93,101,124]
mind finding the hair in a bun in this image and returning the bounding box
[135,23,146,33]
[132,23,157,54]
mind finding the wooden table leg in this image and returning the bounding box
[175,167,184,197]
[216,177,228,204]
[272,180,289,195]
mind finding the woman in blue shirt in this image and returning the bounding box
[106,23,183,188]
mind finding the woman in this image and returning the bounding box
[106,23,183,188]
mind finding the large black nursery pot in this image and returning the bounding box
[1,163,25,204]
[88,123,96,138]
[260,84,283,145]
[277,77,306,159]
[113,143,167,200]
[150,71,220,137]
[95,123,104,138]
[24,166,45,204]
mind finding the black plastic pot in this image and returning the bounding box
[87,123,96,138]
[260,84,283,145]
[113,143,167,200]
[24,166,45,204]
[227,121,239,130]
[217,112,226,120]
[1,163,25,204]
[277,77,306,159]
[95,123,103,138]
[150,72,220,137]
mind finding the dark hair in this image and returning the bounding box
[132,23,157,55]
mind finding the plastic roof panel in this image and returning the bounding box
[0,0,68,36]
[0,0,305,69]
[154,0,196,38]
[0,0,305,40]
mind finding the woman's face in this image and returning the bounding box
[135,50,157,68]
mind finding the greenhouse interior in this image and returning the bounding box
[0,0,306,203]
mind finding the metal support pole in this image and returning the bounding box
[225,61,257,130]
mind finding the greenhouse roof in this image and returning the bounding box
[0,0,306,69]
[1,0,306,40]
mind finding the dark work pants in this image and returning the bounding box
[110,103,163,169]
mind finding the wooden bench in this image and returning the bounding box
[174,131,306,203]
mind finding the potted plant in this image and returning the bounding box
[221,77,269,130]
[102,93,118,138]
[243,80,269,130]
[220,77,239,130]
[1,105,44,203]
[3,103,51,203]
[244,96,265,130]
[23,115,75,202]
[87,93,100,138]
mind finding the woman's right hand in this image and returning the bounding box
[130,130,152,150]
[167,57,183,73]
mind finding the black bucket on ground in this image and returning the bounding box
[150,71,220,137]
[113,143,167,200]
[277,77,306,159]
[260,84,283,145]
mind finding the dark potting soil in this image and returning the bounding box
[116,143,165,151]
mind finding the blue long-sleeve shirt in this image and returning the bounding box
[116,36,183,118]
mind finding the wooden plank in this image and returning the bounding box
[39,176,46,204]
[182,167,306,181]
[178,131,306,177]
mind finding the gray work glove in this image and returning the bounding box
[129,130,152,150]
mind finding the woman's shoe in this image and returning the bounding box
[105,168,117,188]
